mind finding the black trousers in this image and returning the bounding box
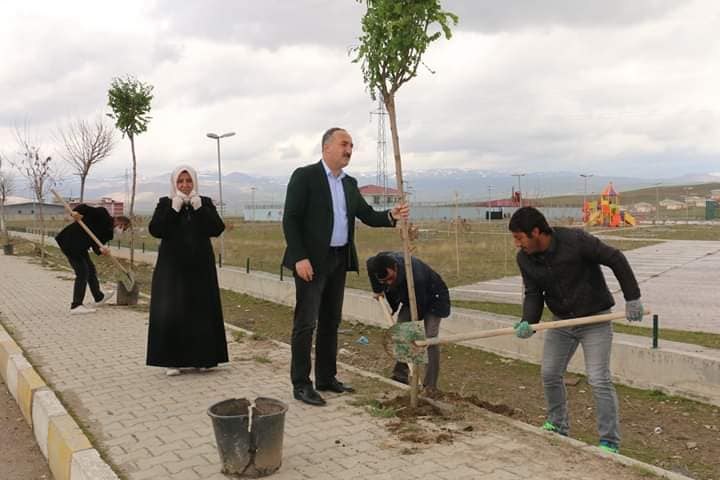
[291,247,347,388]
[63,248,103,309]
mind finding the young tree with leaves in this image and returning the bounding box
[354,0,457,406]
[107,75,153,268]
[57,116,116,202]
[354,0,457,322]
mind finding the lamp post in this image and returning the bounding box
[250,186,256,222]
[512,173,526,206]
[654,183,662,223]
[206,131,236,267]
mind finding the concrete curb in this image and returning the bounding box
[0,321,119,480]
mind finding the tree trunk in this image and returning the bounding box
[384,93,420,408]
[80,175,86,203]
[38,197,46,264]
[384,94,419,322]
[129,136,137,269]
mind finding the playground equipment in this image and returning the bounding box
[583,182,636,227]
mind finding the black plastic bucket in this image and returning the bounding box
[208,397,288,477]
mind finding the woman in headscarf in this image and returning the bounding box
[146,165,228,376]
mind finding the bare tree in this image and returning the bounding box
[11,127,61,263]
[56,116,116,202]
[0,154,16,241]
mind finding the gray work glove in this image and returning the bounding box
[625,299,644,322]
[513,320,534,339]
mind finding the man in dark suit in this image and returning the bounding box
[282,127,408,406]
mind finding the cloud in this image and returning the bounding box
[445,0,682,32]
[151,0,365,49]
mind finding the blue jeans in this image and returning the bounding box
[542,320,620,445]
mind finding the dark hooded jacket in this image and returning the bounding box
[55,204,113,255]
[367,252,451,320]
[517,227,641,323]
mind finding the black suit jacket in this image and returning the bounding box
[282,161,395,275]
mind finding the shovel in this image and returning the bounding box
[389,310,651,360]
[51,189,135,291]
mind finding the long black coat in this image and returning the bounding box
[146,196,228,368]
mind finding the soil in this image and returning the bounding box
[0,379,52,480]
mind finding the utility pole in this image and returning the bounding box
[370,96,389,208]
[487,184,494,222]
[250,186,256,222]
[580,173,594,222]
[454,191,460,276]
[654,183,661,223]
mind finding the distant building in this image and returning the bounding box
[683,195,707,208]
[659,199,685,210]
[632,202,655,214]
[5,202,66,219]
[359,185,401,207]
[69,197,124,216]
[709,189,720,201]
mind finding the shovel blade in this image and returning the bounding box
[390,321,428,365]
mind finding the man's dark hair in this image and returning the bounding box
[114,215,131,227]
[321,127,346,148]
[508,207,552,236]
[367,253,398,280]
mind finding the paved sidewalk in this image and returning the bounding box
[0,254,669,479]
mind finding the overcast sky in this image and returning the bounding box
[2,0,719,182]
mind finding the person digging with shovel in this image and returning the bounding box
[509,206,644,454]
[367,252,450,395]
[56,204,130,314]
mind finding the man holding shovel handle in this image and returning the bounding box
[367,252,450,394]
[509,206,645,454]
[54,190,131,314]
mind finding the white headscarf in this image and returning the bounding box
[170,165,199,197]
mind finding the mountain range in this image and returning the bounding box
[7,169,720,214]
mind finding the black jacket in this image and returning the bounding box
[517,227,640,323]
[55,204,113,255]
[368,252,451,320]
[282,161,395,275]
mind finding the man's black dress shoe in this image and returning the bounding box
[293,386,326,406]
[316,379,355,393]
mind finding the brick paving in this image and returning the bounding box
[0,254,667,479]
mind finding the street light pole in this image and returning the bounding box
[654,183,661,223]
[250,186,256,222]
[206,131,236,267]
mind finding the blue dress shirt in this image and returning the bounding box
[322,159,348,247]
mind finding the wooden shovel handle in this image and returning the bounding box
[377,296,395,327]
[415,310,651,347]
[50,189,130,276]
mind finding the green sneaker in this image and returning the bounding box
[599,441,619,454]
[541,421,567,436]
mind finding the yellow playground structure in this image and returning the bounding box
[583,182,636,227]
